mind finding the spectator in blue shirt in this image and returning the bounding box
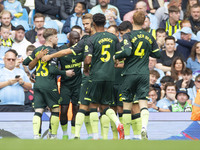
[187,41,200,73]
[3,0,23,19]
[0,49,32,112]
[157,82,177,111]
[62,2,86,34]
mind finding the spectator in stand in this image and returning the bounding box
[105,7,121,28]
[142,16,156,39]
[155,36,185,73]
[173,20,199,41]
[188,74,200,104]
[33,27,46,48]
[110,0,137,20]
[145,0,166,14]
[149,56,165,84]
[184,0,199,19]
[150,70,161,100]
[168,88,192,112]
[188,4,200,34]
[25,13,45,44]
[159,5,181,36]
[156,82,177,111]
[62,2,86,34]
[176,27,197,60]
[160,76,175,99]
[186,41,200,73]
[155,0,183,27]
[35,0,64,32]
[0,10,16,30]
[0,49,32,112]
[170,56,186,81]
[156,28,167,50]
[3,0,23,20]
[89,0,122,24]
[12,25,31,59]
[123,0,158,29]
[176,68,195,89]
[148,87,159,112]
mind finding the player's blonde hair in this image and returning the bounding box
[43,28,57,40]
[133,11,146,26]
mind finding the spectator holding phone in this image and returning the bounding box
[0,49,32,112]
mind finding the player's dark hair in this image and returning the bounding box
[93,13,106,27]
[108,25,118,33]
[165,36,175,42]
[5,49,18,57]
[118,21,132,31]
[71,25,82,33]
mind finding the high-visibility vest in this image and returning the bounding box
[191,89,200,121]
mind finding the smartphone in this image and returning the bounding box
[15,75,20,78]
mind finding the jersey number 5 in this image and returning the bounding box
[100,44,111,62]
[134,41,145,58]
[36,60,49,76]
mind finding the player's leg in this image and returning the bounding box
[136,74,150,140]
[84,111,93,139]
[32,88,45,139]
[123,102,132,139]
[110,106,118,140]
[100,106,110,140]
[71,103,79,139]
[33,108,44,139]
[60,105,69,139]
[131,102,142,140]
[50,106,60,139]
[139,100,149,140]
[89,103,99,140]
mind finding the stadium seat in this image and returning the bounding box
[57,33,68,46]
[30,9,35,27]
[44,20,59,32]
[11,20,30,31]
[18,8,29,23]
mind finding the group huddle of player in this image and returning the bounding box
[23,11,160,140]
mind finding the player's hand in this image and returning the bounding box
[30,73,36,83]
[41,54,51,62]
[37,48,49,60]
[66,69,75,77]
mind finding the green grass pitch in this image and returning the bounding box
[1,139,199,150]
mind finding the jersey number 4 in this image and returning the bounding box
[134,41,145,58]
[36,60,49,76]
[100,44,111,62]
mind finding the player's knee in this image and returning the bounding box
[132,113,140,120]
[34,112,42,118]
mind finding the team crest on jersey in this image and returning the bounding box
[85,45,89,52]
[71,59,76,63]
[124,39,128,45]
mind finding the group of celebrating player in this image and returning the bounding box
[23,10,160,140]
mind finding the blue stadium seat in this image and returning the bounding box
[57,33,68,46]
[30,9,36,27]
[11,20,30,31]
[18,8,29,23]
[44,20,59,32]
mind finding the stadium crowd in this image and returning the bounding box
[0,0,200,140]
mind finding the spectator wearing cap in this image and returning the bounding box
[168,88,192,112]
[12,25,32,59]
[176,27,198,60]
[188,74,200,104]
[172,20,199,41]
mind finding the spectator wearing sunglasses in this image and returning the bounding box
[0,49,32,112]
